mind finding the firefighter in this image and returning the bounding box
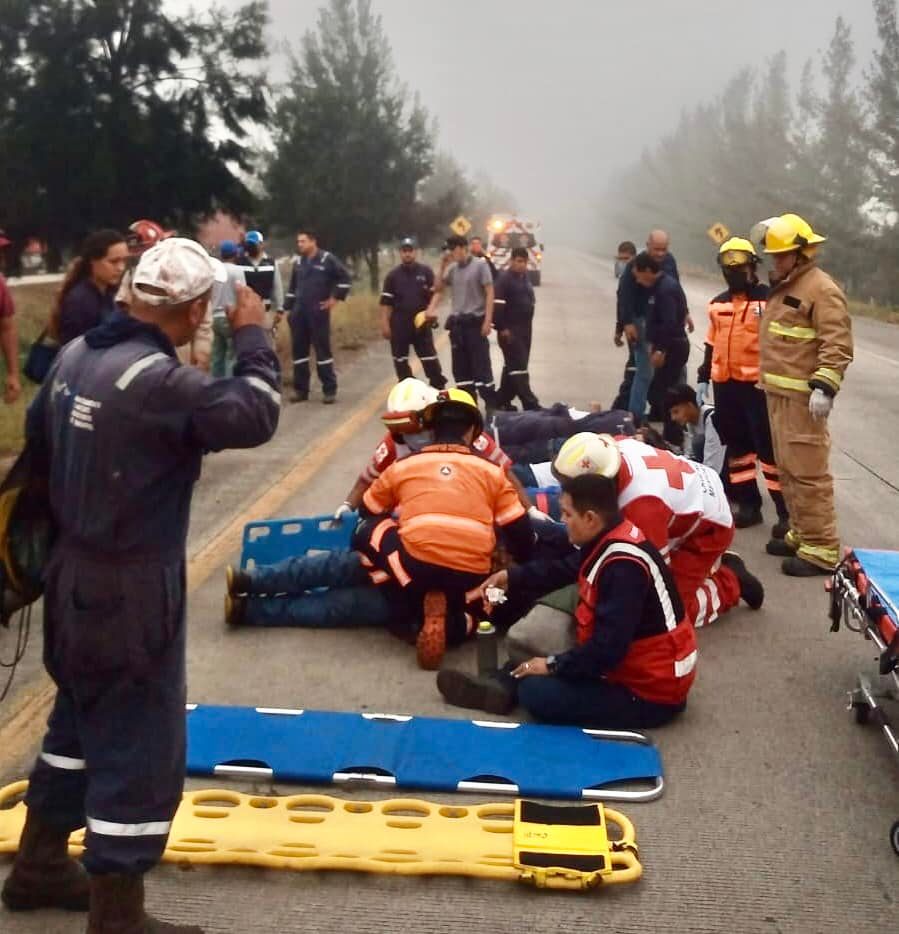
[282,228,352,404]
[2,238,279,929]
[436,452,697,727]
[379,238,446,389]
[236,229,284,342]
[493,246,542,412]
[227,389,534,670]
[424,236,497,409]
[698,237,789,535]
[755,213,853,576]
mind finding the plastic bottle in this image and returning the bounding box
[476,620,498,675]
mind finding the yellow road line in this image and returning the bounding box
[0,338,445,766]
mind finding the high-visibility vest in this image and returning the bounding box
[705,283,768,383]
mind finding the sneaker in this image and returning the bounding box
[436,668,516,715]
[323,393,337,405]
[782,555,834,578]
[732,505,764,529]
[226,565,251,596]
[771,518,790,540]
[224,593,246,628]
[417,591,447,670]
[766,538,797,557]
[721,552,764,609]
[290,391,309,403]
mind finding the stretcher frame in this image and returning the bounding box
[828,551,899,854]
[0,781,642,892]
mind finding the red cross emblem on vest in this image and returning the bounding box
[643,453,694,490]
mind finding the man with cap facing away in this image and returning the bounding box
[379,238,446,389]
[1,238,280,932]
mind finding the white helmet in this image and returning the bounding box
[382,378,439,435]
[553,432,622,480]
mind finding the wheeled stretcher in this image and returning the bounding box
[828,548,899,854]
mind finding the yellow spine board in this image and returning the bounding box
[0,781,641,891]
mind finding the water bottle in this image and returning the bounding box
[476,620,498,675]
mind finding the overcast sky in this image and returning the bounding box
[178,1,879,238]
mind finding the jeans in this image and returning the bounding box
[627,318,652,423]
[211,315,234,378]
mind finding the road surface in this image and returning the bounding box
[1,247,896,933]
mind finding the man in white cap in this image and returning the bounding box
[1,238,280,932]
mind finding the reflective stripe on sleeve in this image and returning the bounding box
[762,373,811,393]
[243,376,281,407]
[768,322,816,340]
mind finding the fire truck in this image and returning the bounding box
[485,215,544,286]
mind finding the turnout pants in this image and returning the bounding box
[766,392,839,569]
[714,379,787,519]
[390,311,446,389]
[289,305,336,395]
[449,315,496,406]
[25,550,186,876]
[495,313,540,410]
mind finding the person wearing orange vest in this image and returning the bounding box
[228,389,534,669]
[698,238,788,536]
[754,214,853,576]
[436,446,697,727]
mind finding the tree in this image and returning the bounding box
[266,0,433,291]
[0,0,271,259]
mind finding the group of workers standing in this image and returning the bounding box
[616,214,853,577]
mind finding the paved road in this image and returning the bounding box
[1,248,897,933]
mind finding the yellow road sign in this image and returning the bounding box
[707,222,730,245]
[450,215,472,237]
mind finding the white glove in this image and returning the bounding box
[696,382,709,405]
[527,505,550,522]
[808,388,833,421]
[332,501,353,524]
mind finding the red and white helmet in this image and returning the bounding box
[126,219,174,256]
[553,432,622,480]
[382,378,439,435]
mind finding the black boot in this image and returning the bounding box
[766,537,797,557]
[436,668,516,715]
[770,518,790,540]
[721,552,765,610]
[782,555,834,578]
[732,503,763,529]
[1,807,89,912]
[87,874,204,933]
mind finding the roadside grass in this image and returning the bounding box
[848,299,899,325]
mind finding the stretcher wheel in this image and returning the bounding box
[891,820,899,856]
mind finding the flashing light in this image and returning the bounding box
[491,219,505,232]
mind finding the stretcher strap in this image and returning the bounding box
[0,781,641,892]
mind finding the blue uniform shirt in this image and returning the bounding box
[283,249,351,313]
[493,268,535,329]
[58,279,117,346]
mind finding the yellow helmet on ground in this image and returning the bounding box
[552,433,621,481]
[762,213,826,254]
[382,378,439,435]
[425,387,483,434]
[717,237,758,267]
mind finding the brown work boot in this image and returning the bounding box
[1,807,89,912]
[87,873,204,933]
[417,591,447,670]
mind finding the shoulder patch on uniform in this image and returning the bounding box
[783,295,802,309]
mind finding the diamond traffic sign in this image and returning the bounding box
[707,222,730,245]
[450,216,472,237]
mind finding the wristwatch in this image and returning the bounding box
[546,655,559,675]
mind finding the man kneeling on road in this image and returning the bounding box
[437,437,697,728]
[226,389,534,669]
[2,238,280,932]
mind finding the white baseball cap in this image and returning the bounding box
[132,237,226,307]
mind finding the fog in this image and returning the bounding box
[178,0,880,241]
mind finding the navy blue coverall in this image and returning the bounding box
[23,311,280,876]
[283,249,351,396]
[493,268,540,410]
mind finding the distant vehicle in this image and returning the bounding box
[485,215,544,286]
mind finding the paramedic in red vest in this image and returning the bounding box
[436,434,697,727]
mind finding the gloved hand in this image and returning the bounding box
[527,505,550,523]
[808,388,833,421]
[696,382,709,405]
[332,501,354,524]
